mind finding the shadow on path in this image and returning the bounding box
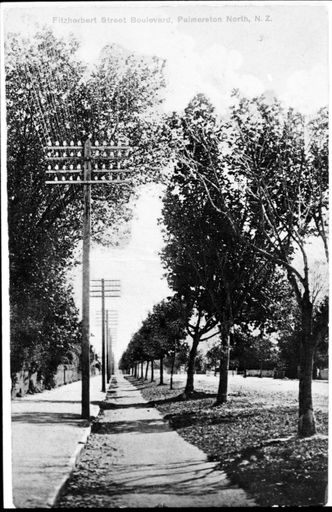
[92,418,171,434]
[12,412,90,427]
[100,401,153,410]
[64,459,235,498]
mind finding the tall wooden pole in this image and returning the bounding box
[101,279,106,392]
[109,332,114,378]
[106,310,110,382]
[82,139,91,419]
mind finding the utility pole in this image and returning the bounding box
[82,139,91,417]
[108,309,118,377]
[106,310,110,382]
[91,280,121,391]
[101,279,105,391]
[96,308,118,381]
[44,139,132,419]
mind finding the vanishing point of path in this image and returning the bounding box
[57,374,256,508]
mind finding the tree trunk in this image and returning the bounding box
[151,359,154,382]
[140,361,144,379]
[134,364,137,378]
[158,356,164,385]
[216,326,230,405]
[298,293,316,437]
[144,360,149,380]
[183,334,200,398]
[170,352,176,390]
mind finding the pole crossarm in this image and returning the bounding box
[44,139,135,185]
[90,279,121,297]
[45,180,132,185]
[91,280,121,284]
[90,294,121,298]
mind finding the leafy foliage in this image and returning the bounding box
[119,296,189,372]
[6,29,167,383]
[167,91,328,434]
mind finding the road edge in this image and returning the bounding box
[46,406,101,508]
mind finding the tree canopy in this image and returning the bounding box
[6,28,167,383]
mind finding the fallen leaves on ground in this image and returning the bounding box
[130,376,328,507]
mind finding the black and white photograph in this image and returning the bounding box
[1,1,329,508]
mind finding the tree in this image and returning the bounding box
[171,92,328,436]
[146,297,188,387]
[120,296,188,387]
[225,96,328,436]
[206,343,222,374]
[163,94,280,404]
[6,29,167,384]
[161,191,219,397]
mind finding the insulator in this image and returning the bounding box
[78,140,82,146]
[77,164,81,170]
[95,140,99,146]
[70,141,74,146]
[55,141,59,146]
[69,175,73,181]
[103,140,107,146]
[70,164,73,170]
[63,151,67,157]
[117,162,121,169]
[95,150,100,156]
[61,176,65,181]
[47,141,52,147]
[102,164,106,169]
[70,151,74,157]
[54,176,58,181]
[110,152,114,158]
[117,150,121,157]
[47,151,51,157]
[55,164,59,170]
[77,151,81,157]
[63,141,67,146]
[77,176,80,181]
[94,163,98,169]
[47,165,51,170]
[109,163,113,170]
[55,151,59,157]
[62,165,66,170]
[110,140,114,146]
[94,175,98,180]
[103,151,107,157]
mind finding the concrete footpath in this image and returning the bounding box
[11,375,106,508]
[59,374,256,508]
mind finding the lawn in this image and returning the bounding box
[128,373,328,507]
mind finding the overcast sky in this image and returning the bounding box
[3,1,329,360]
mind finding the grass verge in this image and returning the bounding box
[128,376,328,507]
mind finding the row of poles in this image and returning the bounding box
[45,139,132,418]
[91,279,120,392]
[95,307,118,389]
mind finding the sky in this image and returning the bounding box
[2,1,329,360]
